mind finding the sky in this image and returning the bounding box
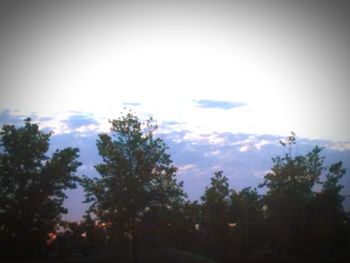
[1,0,350,221]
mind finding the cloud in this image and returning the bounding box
[208,150,220,156]
[238,138,273,153]
[0,110,82,137]
[161,131,280,199]
[183,132,227,145]
[123,102,141,107]
[0,109,26,127]
[326,141,350,151]
[64,114,99,130]
[195,99,246,110]
[162,121,183,126]
[162,130,350,201]
[178,164,196,173]
[0,109,55,128]
[156,121,187,135]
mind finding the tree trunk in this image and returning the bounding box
[129,220,138,263]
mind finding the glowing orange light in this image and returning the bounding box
[46,232,57,245]
[228,223,237,228]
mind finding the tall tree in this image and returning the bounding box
[82,112,185,260]
[0,118,81,255]
[201,171,231,242]
[260,133,348,254]
[182,201,202,244]
[230,187,263,251]
[261,144,324,252]
[308,161,348,252]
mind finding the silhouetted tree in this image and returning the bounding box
[308,161,348,253]
[230,187,263,251]
[182,201,202,244]
[260,133,348,255]
[82,111,185,262]
[201,171,231,243]
[0,118,81,256]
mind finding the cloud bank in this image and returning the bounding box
[195,100,246,110]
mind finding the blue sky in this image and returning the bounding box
[1,0,350,221]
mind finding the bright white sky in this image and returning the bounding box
[1,0,350,141]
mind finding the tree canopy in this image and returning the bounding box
[260,133,348,253]
[1,115,349,261]
[0,118,81,255]
[201,171,231,242]
[82,112,185,244]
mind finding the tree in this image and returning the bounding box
[260,133,348,254]
[308,161,348,252]
[0,118,81,256]
[181,201,203,244]
[82,112,185,261]
[201,171,231,243]
[261,144,324,252]
[230,187,263,251]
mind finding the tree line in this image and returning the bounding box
[0,112,349,262]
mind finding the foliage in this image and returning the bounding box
[2,115,348,261]
[82,112,185,244]
[260,132,348,253]
[201,171,231,242]
[0,118,81,255]
[230,187,263,250]
[308,161,348,251]
[182,201,202,243]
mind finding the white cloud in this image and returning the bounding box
[75,124,100,135]
[239,144,252,153]
[326,141,350,152]
[238,137,274,153]
[255,140,270,150]
[209,150,221,156]
[179,132,227,146]
[177,164,196,173]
